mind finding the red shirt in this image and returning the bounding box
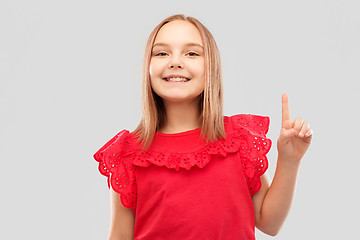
[93,114,271,240]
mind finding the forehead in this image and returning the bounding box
[153,20,203,46]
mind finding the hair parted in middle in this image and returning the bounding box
[133,14,226,152]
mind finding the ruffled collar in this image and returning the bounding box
[94,114,271,196]
[120,116,245,172]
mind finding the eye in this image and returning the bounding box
[187,52,199,56]
[155,52,167,56]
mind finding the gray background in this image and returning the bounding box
[1,0,359,239]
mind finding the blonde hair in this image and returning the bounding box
[133,14,225,152]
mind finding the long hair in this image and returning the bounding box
[133,14,225,153]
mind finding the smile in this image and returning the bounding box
[163,77,190,82]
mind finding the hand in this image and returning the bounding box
[277,93,313,164]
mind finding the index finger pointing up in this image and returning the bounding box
[282,93,291,128]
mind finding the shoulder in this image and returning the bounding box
[226,114,270,137]
[93,129,137,166]
[227,113,270,126]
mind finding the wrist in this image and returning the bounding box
[277,154,301,171]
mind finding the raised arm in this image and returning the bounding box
[252,93,313,236]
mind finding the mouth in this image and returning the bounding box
[163,77,191,82]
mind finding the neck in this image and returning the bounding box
[159,97,201,134]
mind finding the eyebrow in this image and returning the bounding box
[152,42,204,49]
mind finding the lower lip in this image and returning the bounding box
[163,79,191,83]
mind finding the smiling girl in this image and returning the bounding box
[93,14,313,240]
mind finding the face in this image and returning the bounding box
[149,20,205,104]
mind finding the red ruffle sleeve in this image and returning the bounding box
[230,114,272,195]
[93,130,137,213]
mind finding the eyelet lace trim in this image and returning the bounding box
[231,114,272,195]
[93,114,271,210]
[93,130,137,213]
[130,114,271,194]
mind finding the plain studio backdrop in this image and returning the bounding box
[1,0,359,239]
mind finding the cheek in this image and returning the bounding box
[149,60,155,76]
[149,59,162,77]
[192,60,205,77]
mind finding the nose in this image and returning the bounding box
[168,55,183,69]
[170,64,182,69]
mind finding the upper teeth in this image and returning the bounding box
[166,77,189,82]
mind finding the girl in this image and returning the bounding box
[93,14,313,240]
